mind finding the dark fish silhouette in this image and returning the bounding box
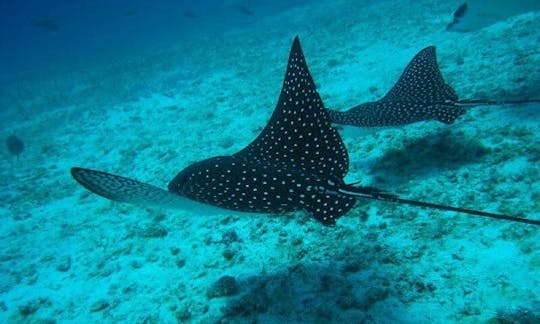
[328,46,540,127]
[237,5,255,16]
[33,18,60,32]
[446,2,468,31]
[6,135,24,159]
[71,37,540,226]
[446,0,540,32]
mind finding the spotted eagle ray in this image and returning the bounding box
[327,46,540,127]
[71,37,539,226]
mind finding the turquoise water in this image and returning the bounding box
[1,0,539,322]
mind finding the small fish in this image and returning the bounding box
[71,37,540,226]
[6,135,24,159]
[33,18,60,32]
[237,5,255,16]
[446,0,540,32]
[447,2,469,31]
[328,46,540,127]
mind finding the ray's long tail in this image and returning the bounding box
[456,98,540,107]
[339,185,540,226]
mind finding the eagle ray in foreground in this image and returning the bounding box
[71,37,540,226]
[327,46,540,127]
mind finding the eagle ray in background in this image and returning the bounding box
[327,46,540,127]
[71,37,540,226]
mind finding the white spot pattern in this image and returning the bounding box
[328,46,465,127]
[168,37,355,226]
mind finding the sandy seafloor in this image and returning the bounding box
[1,0,540,323]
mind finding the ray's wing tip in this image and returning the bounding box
[70,166,100,192]
[71,166,100,184]
[71,166,99,197]
[291,35,302,52]
[70,166,86,182]
[70,166,137,203]
[70,166,115,197]
[419,45,436,57]
[71,166,83,172]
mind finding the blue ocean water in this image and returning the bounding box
[1,0,539,322]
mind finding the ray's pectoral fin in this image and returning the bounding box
[70,167,226,213]
[71,167,180,207]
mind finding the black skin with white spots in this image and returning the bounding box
[71,37,540,227]
[168,156,356,225]
[327,46,466,127]
[72,36,371,226]
[168,37,360,225]
[327,46,540,127]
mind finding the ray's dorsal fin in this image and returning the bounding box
[236,36,349,179]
